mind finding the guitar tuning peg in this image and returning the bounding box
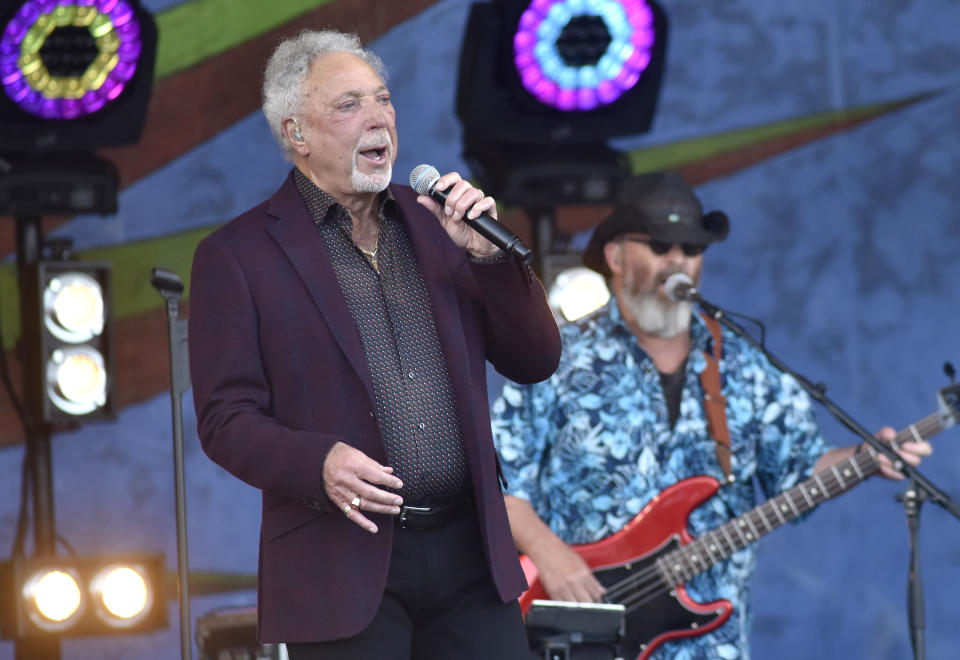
[944,361,956,383]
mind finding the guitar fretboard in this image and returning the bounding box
[655,412,944,586]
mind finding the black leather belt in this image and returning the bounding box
[396,496,471,531]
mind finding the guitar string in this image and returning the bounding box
[601,448,892,611]
[609,455,875,611]
[570,418,939,611]
[605,413,941,605]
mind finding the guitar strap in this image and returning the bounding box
[698,313,733,481]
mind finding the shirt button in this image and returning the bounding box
[418,423,426,430]
[408,371,415,379]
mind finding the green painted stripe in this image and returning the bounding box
[625,96,920,173]
[153,0,335,80]
[1,225,216,350]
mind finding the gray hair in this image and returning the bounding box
[262,30,388,161]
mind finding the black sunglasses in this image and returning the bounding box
[619,236,708,257]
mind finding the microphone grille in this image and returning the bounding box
[664,272,695,302]
[410,164,440,195]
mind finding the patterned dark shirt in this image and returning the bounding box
[293,170,468,504]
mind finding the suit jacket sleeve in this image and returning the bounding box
[467,256,561,385]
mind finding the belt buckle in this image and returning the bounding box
[398,505,431,529]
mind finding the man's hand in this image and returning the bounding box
[322,442,403,533]
[871,426,933,480]
[504,495,605,603]
[415,171,500,259]
[528,536,606,604]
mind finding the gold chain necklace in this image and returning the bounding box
[356,223,380,273]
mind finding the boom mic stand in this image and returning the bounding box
[895,363,959,660]
[896,480,926,659]
[671,279,960,660]
[151,267,194,660]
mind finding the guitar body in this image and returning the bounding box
[519,476,733,660]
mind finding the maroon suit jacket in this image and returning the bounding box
[188,172,561,643]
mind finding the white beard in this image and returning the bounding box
[621,268,694,338]
[351,132,393,193]
[351,161,392,192]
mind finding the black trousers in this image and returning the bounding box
[287,509,531,660]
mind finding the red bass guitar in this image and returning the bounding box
[519,383,960,659]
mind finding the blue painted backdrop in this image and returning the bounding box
[1,0,958,658]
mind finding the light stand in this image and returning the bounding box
[150,267,193,660]
[14,215,59,660]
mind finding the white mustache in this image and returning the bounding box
[356,132,393,153]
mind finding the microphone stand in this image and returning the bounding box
[688,289,960,660]
[896,481,925,660]
[151,267,194,660]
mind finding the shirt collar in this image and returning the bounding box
[293,168,397,226]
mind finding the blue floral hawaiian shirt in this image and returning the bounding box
[491,300,829,660]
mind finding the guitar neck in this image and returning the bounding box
[658,411,945,585]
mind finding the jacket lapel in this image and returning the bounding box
[263,177,478,425]
[266,174,374,402]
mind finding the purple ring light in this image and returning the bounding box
[513,0,656,112]
[1,0,143,120]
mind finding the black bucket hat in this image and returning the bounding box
[582,170,729,275]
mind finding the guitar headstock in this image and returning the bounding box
[937,382,960,430]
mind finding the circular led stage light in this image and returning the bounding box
[513,0,656,112]
[46,345,108,415]
[22,568,85,632]
[1,0,144,120]
[91,564,153,627]
[43,272,106,343]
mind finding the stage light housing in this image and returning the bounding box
[0,555,167,639]
[547,265,610,321]
[0,152,120,216]
[457,0,667,147]
[0,0,158,152]
[21,259,114,424]
[463,142,629,208]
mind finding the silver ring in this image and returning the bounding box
[351,496,361,508]
[342,504,352,514]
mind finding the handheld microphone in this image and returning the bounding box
[664,272,699,302]
[409,164,532,262]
